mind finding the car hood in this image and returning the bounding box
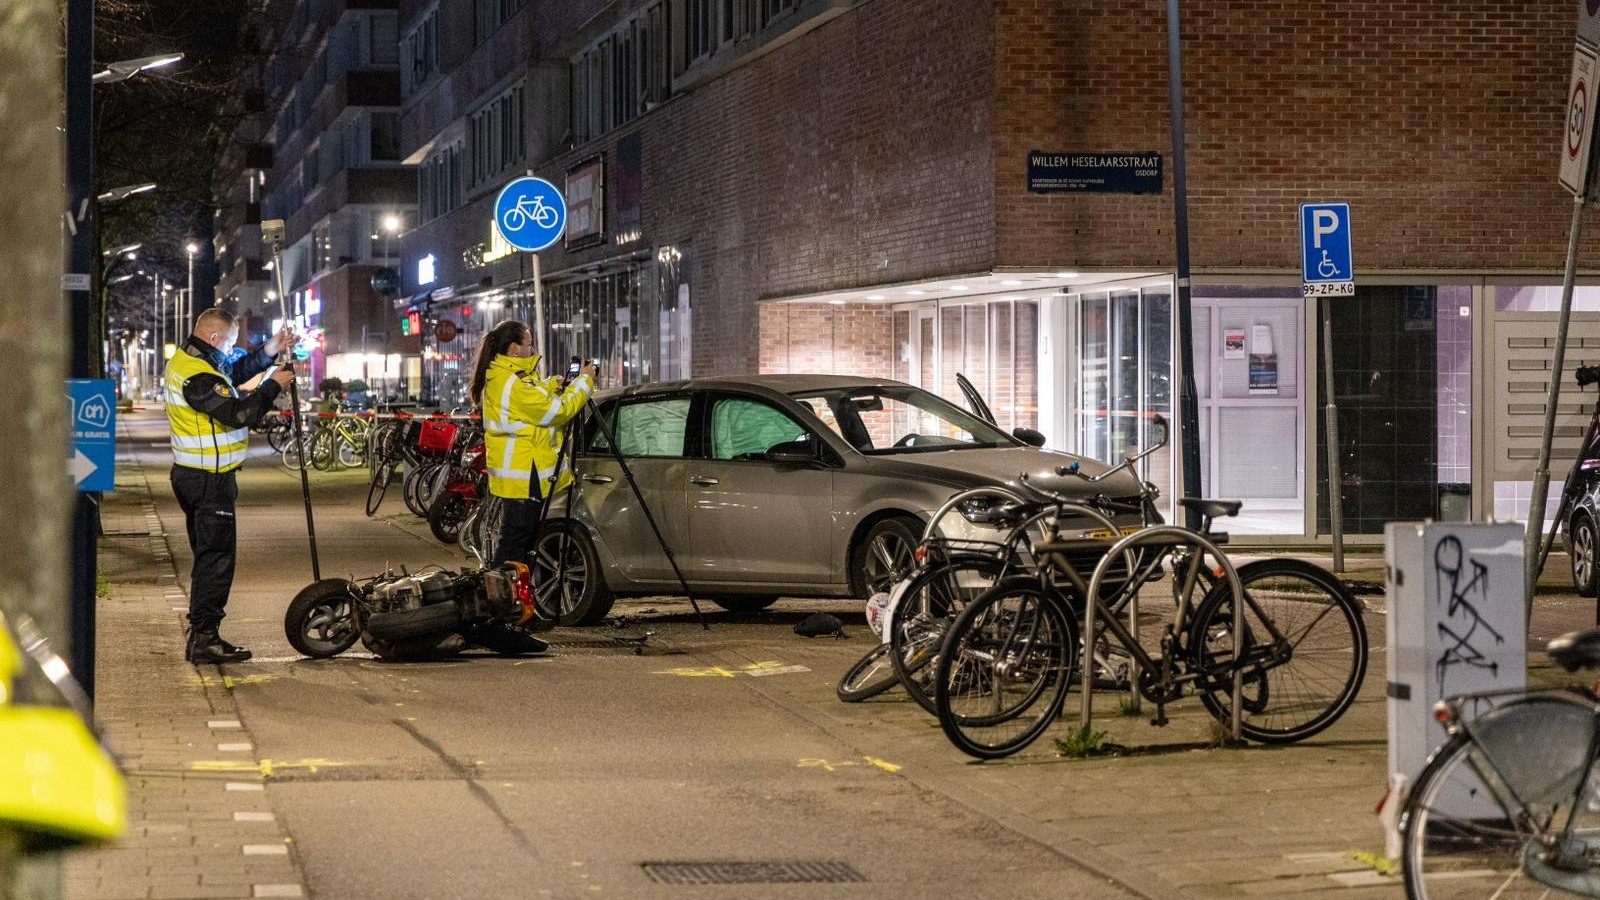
[854,447,1147,502]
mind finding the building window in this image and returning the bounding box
[370,112,400,161]
[469,82,524,188]
[370,13,399,65]
[312,220,333,273]
[403,7,439,97]
[572,4,671,145]
[419,141,463,222]
[475,0,524,44]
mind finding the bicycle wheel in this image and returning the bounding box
[366,459,397,517]
[837,643,900,703]
[403,463,437,518]
[888,554,1007,716]
[310,427,338,471]
[933,578,1078,760]
[267,417,293,452]
[1401,695,1598,900]
[337,434,362,469]
[1187,558,1368,745]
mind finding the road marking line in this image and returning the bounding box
[234,812,276,822]
[208,719,242,729]
[800,756,904,774]
[243,844,288,856]
[218,742,253,752]
[225,782,265,792]
[745,664,810,677]
[190,674,277,689]
[864,756,903,774]
[253,887,303,899]
[191,758,347,777]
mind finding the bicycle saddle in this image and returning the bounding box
[1548,629,1600,672]
[1177,498,1242,520]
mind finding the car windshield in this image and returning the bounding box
[790,385,1014,454]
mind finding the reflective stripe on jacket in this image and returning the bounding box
[165,352,250,473]
[481,354,592,500]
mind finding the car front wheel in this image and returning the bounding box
[850,516,921,599]
[1573,513,1598,596]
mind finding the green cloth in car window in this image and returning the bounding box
[712,398,805,460]
[613,398,690,457]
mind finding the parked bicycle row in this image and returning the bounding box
[835,415,1371,761]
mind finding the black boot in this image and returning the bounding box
[189,629,252,664]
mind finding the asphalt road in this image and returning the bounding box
[124,411,1146,900]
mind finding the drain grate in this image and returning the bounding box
[641,861,865,885]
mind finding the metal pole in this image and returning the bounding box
[532,254,546,375]
[3,0,70,890]
[1166,0,1204,524]
[1525,193,1587,615]
[1322,300,1346,572]
[271,249,322,580]
[65,0,98,706]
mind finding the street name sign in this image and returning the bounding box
[67,379,116,492]
[1563,43,1600,197]
[1299,202,1354,298]
[1026,152,1163,194]
[493,177,566,253]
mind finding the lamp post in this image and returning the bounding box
[91,52,182,85]
[186,240,199,320]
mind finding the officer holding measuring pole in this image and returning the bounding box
[469,320,595,567]
[164,308,296,663]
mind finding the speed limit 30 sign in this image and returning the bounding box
[1561,43,1600,197]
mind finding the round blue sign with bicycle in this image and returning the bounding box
[493,176,566,253]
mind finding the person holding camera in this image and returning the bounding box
[469,320,597,567]
[165,308,297,664]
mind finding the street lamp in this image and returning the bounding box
[103,241,141,258]
[186,240,199,322]
[91,52,183,85]
[97,181,156,203]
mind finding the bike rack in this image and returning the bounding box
[1081,526,1247,742]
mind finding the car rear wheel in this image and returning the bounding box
[850,516,921,599]
[1572,512,1598,596]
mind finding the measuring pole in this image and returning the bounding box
[269,242,322,580]
[531,253,546,374]
[1165,0,1204,525]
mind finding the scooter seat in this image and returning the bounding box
[1177,498,1242,520]
[1549,629,1600,672]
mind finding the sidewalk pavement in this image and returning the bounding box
[63,431,306,900]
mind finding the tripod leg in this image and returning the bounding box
[582,399,709,630]
[286,375,321,581]
[543,418,584,623]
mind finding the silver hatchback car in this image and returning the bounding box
[537,375,1151,624]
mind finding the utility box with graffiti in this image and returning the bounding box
[1385,522,1526,784]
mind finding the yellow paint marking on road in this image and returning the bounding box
[800,756,903,774]
[189,758,348,778]
[190,674,277,689]
[653,665,739,678]
[864,756,903,774]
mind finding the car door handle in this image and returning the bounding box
[581,474,614,484]
[688,476,720,486]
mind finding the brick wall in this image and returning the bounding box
[528,0,998,376]
[758,302,895,378]
[994,0,1583,270]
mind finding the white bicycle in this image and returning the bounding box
[502,195,558,232]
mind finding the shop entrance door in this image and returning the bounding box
[1190,294,1305,535]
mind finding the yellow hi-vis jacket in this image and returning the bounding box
[165,350,251,472]
[482,353,593,500]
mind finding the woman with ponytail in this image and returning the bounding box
[469,320,597,565]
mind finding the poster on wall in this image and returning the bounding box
[1223,329,1246,359]
[1249,354,1279,395]
[564,156,605,251]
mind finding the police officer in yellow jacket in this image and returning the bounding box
[468,320,595,566]
[165,308,296,664]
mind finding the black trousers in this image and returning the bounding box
[492,495,543,567]
[171,465,238,634]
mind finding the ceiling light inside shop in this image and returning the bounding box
[1000,280,1024,286]
[906,290,926,296]
[949,285,970,291]
[827,299,847,305]
[865,294,885,301]
[1054,272,1078,278]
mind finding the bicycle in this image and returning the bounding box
[501,195,558,232]
[1399,629,1600,899]
[931,418,1369,759]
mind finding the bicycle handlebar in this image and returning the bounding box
[1054,413,1169,482]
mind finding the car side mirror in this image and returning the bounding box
[766,436,819,466]
[1013,427,1046,448]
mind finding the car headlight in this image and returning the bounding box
[956,498,1025,525]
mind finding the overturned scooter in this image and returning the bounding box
[284,562,550,661]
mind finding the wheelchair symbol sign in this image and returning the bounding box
[1300,203,1353,287]
[493,177,566,253]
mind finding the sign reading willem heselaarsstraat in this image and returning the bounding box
[1027,152,1163,194]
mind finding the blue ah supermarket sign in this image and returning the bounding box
[67,379,116,492]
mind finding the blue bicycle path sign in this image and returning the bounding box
[1299,202,1354,298]
[494,176,566,253]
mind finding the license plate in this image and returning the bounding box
[1086,526,1144,540]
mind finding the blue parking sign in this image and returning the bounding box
[1300,203,1353,287]
[67,379,116,492]
[493,176,566,253]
